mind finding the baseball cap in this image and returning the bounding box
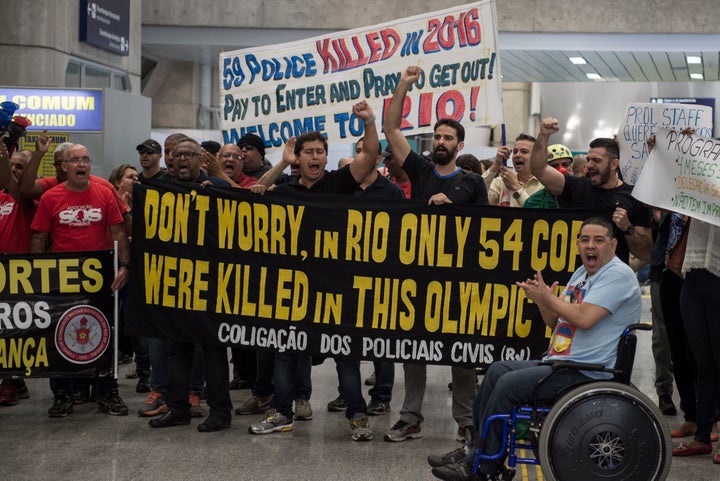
[136,139,162,154]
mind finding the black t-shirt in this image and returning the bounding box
[559,174,651,263]
[273,165,358,195]
[354,174,405,200]
[402,151,488,204]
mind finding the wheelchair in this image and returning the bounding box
[471,323,672,481]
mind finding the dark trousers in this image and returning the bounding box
[166,341,231,418]
[660,270,698,422]
[680,268,720,444]
[335,359,367,419]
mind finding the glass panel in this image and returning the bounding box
[65,62,82,88]
[85,66,111,88]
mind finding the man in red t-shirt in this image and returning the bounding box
[0,141,46,406]
[31,143,131,418]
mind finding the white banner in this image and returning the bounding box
[617,102,713,185]
[219,1,503,150]
[633,127,720,227]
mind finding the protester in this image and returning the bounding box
[249,100,379,441]
[382,66,488,444]
[30,143,131,417]
[428,217,641,480]
[147,138,233,432]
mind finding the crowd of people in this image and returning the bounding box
[1,66,719,477]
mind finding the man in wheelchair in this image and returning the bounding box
[429,216,642,481]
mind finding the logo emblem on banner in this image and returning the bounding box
[55,305,110,364]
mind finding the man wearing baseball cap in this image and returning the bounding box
[136,139,167,180]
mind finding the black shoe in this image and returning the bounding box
[197,414,231,432]
[228,378,254,390]
[48,392,74,418]
[428,447,467,467]
[659,394,677,416]
[431,460,472,481]
[148,408,191,428]
[136,377,150,393]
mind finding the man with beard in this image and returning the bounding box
[481,134,544,207]
[382,66,488,444]
[530,117,652,263]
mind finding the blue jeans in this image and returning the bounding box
[270,353,312,418]
[468,360,591,475]
[680,268,720,444]
[334,359,367,418]
[368,361,394,403]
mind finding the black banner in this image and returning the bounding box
[0,251,115,376]
[127,180,610,368]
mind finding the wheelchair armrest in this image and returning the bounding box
[550,360,606,372]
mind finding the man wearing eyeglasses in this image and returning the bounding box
[148,137,235,433]
[217,143,256,188]
[30,143,131,419]
[136,139,167,181]
[238,133,272,179]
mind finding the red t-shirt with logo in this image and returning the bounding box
[0,190,35,253]
[31,182,124,252]
[38,175,128,216]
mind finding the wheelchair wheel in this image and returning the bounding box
[539,381,671,481]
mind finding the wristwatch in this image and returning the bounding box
[512,190,521,200]
[623,225,635,235]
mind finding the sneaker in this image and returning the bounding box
[364,372,376,386]
[294,398,313,420]
[366,400,391,416]
[0,381,19,406]
[659,394,677,416]
[456,425,473,443]
[349,414,373,441]
[48,392,74,418]
[249,409,294,434]
[327,396,348,412]
[428,446,468,468]
[97,389,129,416]
[125,369,139,379]
[235,395,272,415]
[138,389,168,417]
[190,391,205,417]
[384,419,422,442]
[431,460,473,481]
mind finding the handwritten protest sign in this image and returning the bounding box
[617,102,713,185]
[633,127,720,227]
[219,1,503,150]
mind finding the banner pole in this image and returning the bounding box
[113,241,119,380]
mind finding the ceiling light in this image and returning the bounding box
[686,56,702,64]
[586,73,602,80]
[690,73,704,79]
[569,57,587,65]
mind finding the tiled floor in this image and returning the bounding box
[2,295,718,481]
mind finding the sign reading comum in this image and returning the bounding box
[219,1,504,150]
[126,180,611,369]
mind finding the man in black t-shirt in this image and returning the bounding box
[382,66,488,445]
[249,101,380,442]
[529,117,652,264]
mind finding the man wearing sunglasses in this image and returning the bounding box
[136,139,167,181]
[237,133,272,179]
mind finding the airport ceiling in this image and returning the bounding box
[142,26,720,83]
